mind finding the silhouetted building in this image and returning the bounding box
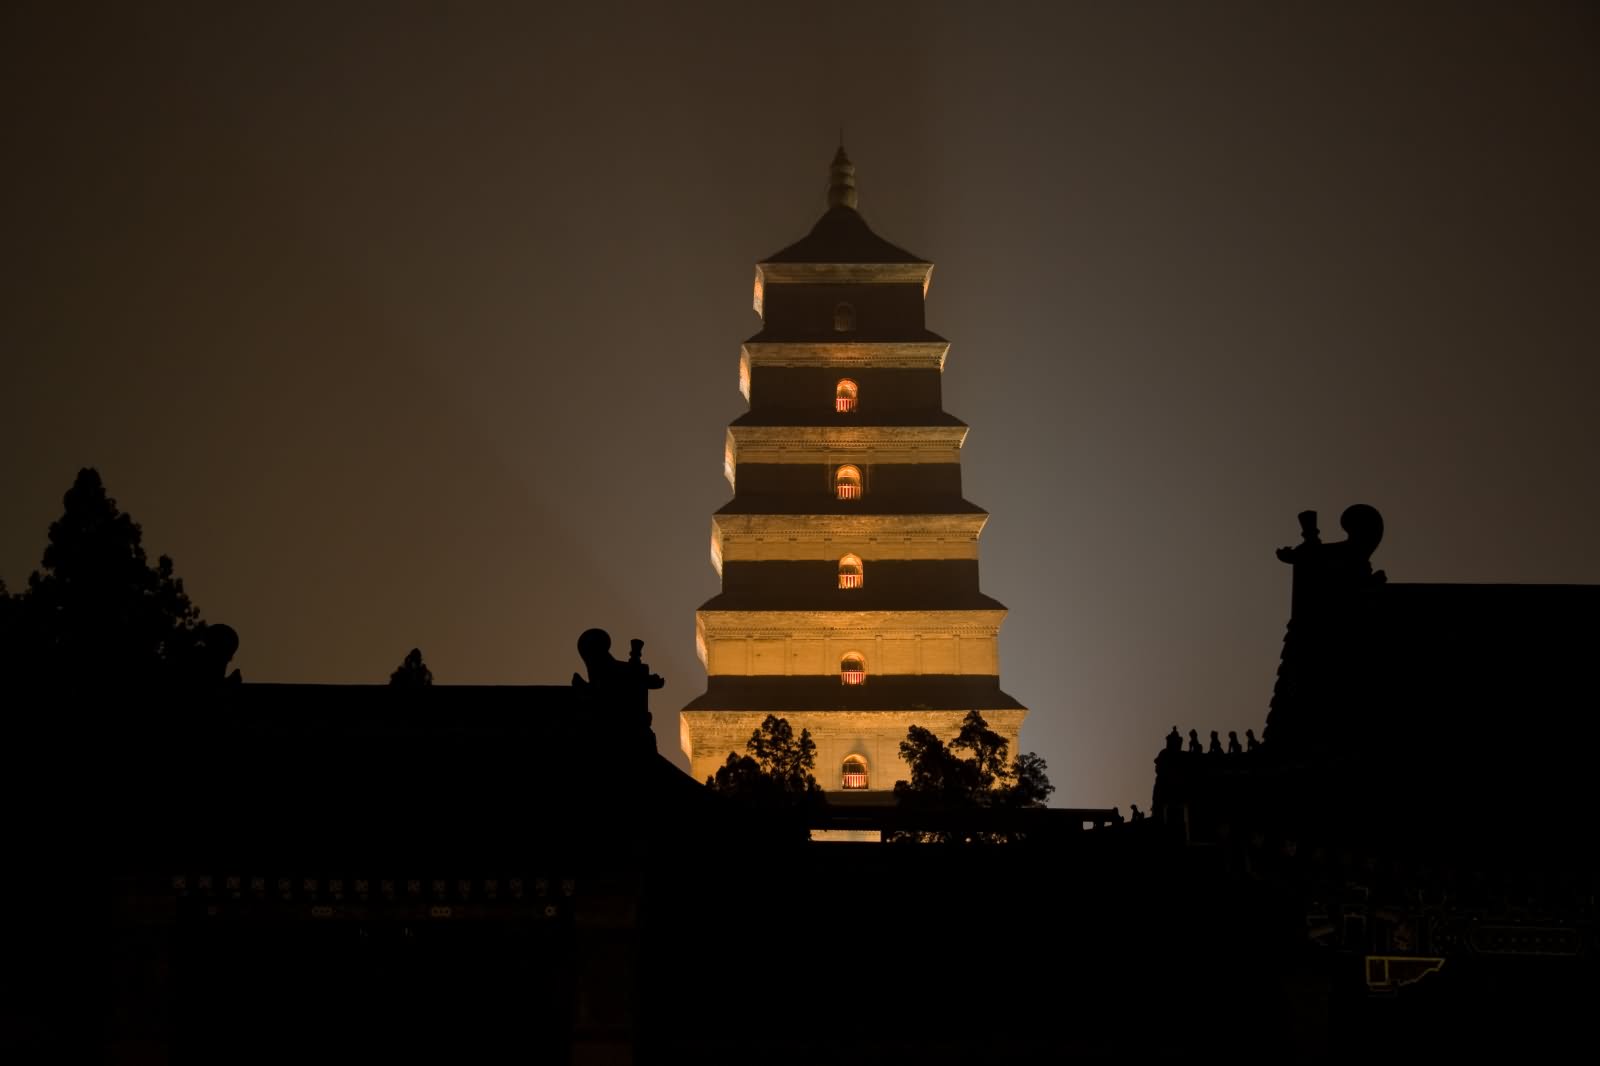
[22,635,774,1065]
[1152,505,1599,1056]
[11,266,1595,1063]
[1158,504,1600,863]
[14,507,1595,1063]
[680,148,1026,799]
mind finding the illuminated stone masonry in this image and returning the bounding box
[682,149,1027,801]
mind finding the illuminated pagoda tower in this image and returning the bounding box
[681,148,1027,801]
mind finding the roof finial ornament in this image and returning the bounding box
[827,143,858,210]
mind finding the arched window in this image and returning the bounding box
[837,553,863,589]
[835,378,858,413]
[842,755,869,790]
[833,302,856,332]
[840,652,866,686]
[834,465,861,500]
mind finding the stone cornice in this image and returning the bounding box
[712,513,989,539]
[696,608,1008,638]
[741,341,950,372]
[681,708,1028,726]
[756,261,934,290]
[711,512,988,569]
[726,425,967,468]
[729,425,967,446]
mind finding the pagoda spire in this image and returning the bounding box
[826,145,858,210]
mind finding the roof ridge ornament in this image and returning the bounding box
[827,145,858,210]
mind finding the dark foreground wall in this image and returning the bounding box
[6,674,1596,1064]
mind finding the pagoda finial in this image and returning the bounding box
[827,145,858,210]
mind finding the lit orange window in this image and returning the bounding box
[840,652,866,686]
[842,755,869,790]
[835,378,858,413]
[834,302,856,332]
[837,553,863,589]
[834,465,861,500]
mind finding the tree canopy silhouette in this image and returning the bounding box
[705,714,822,808]
[893,710,1054,841]
[0,468,220,685]
[390,648,433,687]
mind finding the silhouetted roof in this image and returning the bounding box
[762,206,929,265]
[1164,560,1600,867]
[33,681,747,869]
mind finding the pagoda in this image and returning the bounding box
[680,148,1027,800]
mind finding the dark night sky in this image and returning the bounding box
[4,2,1597,809]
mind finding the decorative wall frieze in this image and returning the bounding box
[755,261,934,288]
[741,341,950,372]
[712,513,989,537]
[726,425,966,467]
[696,608,1007,638]
[711,513,988,568]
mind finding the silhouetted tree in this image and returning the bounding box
[3,469,213,685]
[896,723,974,806]
[390,648,433,687]
[1005,751,1055,809]
[892,710,1055,841]
[953,708,1011,786]
[0,579,19,680]
[706,714,821,808]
